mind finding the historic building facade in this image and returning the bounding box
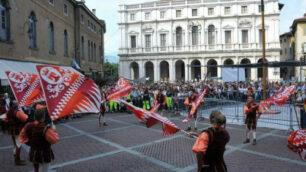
[118,0,282,82]
[0,0,105,80]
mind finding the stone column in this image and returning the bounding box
[169,59,175,83]
[184,59,189,81]
[201,58,206,80]
[139,60,144,78]
[154,59,160,82]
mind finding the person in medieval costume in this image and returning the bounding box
[191,110,230,172]
[19,109,59,172]
[5,101,28,165]
[243,96,263,145]
[99,97,108,127]
[184,89,198,131]
[154,90,167,114]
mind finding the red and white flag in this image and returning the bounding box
[107,77,132,101]
[5,71,44,107]
[260,85,296,108]
[36,65,101,121]
[183,88,209,123]
[288,129,306,161]
[119,99,180,136]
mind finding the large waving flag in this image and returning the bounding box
[107,77,132,101]
[260,85,296,109]
[36,65,101,121]
[183,88,209,123]
[288,129,306,161]
[119,99,180,136]
[5,71,44,107]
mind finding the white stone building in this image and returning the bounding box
[118,0,282,82]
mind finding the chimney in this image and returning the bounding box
[92,9,96,15]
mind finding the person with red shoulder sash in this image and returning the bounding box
[19,108,59,172]
[190,110,230,172]
[184,89,198,131]
[243,96,263,145]
[4,100,28,165]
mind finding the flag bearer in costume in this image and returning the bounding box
[5,100,28,165]
[155,90,166,113]
[191,110,229,172]
[184,89,198,131]
[243,96,262,145]
[20,109,59,172]
[143,88,151,110]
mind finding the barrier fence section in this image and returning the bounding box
[176,96,301,131]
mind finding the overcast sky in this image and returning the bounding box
[85,0,306,63]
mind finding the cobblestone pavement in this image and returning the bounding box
[0,112,305,172]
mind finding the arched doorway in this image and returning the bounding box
[175,60,185,81]
[241,58,251,80]
[207,59,217,77]
[130,62,139,80]
[223,59,234,66]
[160,61,169,82]
[145,61,154,82]
[191,60,201,81]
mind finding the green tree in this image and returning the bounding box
[103,62,119,82]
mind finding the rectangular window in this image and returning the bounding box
[64,4,68,16]
[176,10,182,18]
[160,34,166,47]
[208,8,214,16]
[259,29,263,43]
[241,6,248,14]
[280,50,282,55]
[88,20,90,28]
[259,5,263,13]
[49,0,54,5]
[242,30,248,44]
[160,11,165,19]
[145,12,150,20]
[280,39,282,44]
[130,35,136,48]
[80,15,84,24]
[145,35,151,48]
[225,7,231,15]
[284,38,286,43]
[192,9,198,16]
[285,48,287,54]
[225,31,231,44]
[130,13,135,21]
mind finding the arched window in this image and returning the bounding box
[49,22,54,53]
[0,0,9,41]
[176,27,182,47]
[208,25,215,45]
[64,30,68,56]
[81,36,84,59]
[93,43,96,62]
[192,26,198,46]
[29,12,37,48]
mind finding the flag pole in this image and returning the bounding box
[180,129,198,139]
[261,0,267,100]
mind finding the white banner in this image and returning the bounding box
[222,68,246,82]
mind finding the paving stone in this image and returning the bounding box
[55,152,172,172]
[52,135,117,164]
[134,137,197,168]
[94,126,163,147]
[225,150,306,172]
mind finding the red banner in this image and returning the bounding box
[288,129,306,161]
[260,85,296,108]
[107,77,132,101]
[183,88,209,123]
[5,71,44,107]
[119,99,180,136]
[36,65,101,121]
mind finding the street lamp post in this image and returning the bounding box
[261,0,267,100]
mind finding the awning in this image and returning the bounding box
[0,59,74,86]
